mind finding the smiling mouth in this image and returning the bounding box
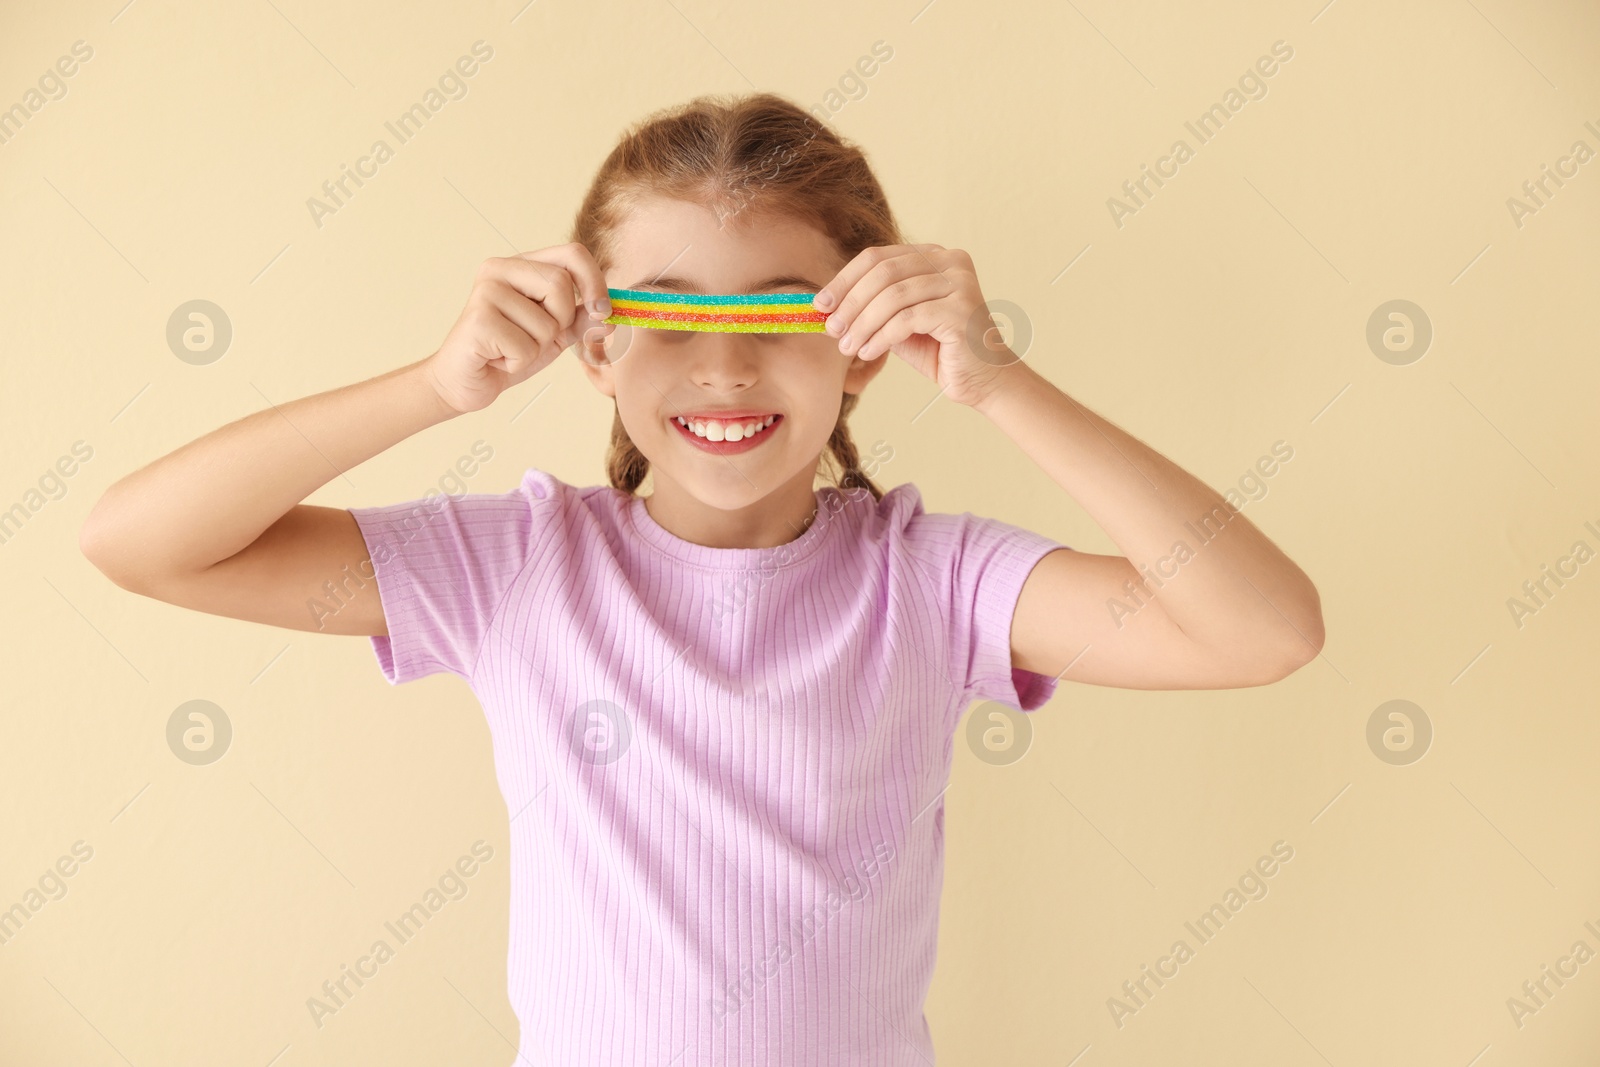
[669,412,784,453]
[673,413,780,441]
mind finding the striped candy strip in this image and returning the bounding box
[602,287,828,333]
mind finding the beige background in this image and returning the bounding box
[3,0,1598,1063]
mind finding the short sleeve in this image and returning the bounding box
[904,502,1069,713]
[347,469,560,685]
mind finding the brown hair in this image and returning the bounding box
[570,91,903,502]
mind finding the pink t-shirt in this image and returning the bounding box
[349,469,1066,1065]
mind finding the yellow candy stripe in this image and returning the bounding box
[606,314,826,334]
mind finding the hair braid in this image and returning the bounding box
[605,406,651,496]
[824,392,883,501]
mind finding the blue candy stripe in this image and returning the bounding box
[606,286,821,306]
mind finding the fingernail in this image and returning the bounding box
[814,290,834,310]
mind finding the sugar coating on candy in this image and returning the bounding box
[602,286,829,333]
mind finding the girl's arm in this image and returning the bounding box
[79,361,459,637]
[976,364,1325,690]
[814,242,1325,691]
[79,247,613,637]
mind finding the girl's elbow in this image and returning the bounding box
[79,498,146,592]
[1272,608,1325,679]
[79,514,131,588]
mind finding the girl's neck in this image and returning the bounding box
[641,467,821,550]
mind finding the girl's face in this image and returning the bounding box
[580,194,885,514]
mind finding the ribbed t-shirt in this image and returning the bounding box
[348,469,1068,1065]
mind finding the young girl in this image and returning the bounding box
[81,92,1323,1065]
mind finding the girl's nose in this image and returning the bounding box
[689,332,760,389]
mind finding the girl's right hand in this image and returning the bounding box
[423,243,613,414]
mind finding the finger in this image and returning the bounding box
[833,268,950,357]
[482,278,568,348]
[855,293,956,361]
[814,242,941,315]
[821,248,951,349]
[478,255,582,338]
[516,242,612,321]
[478,306,547,373]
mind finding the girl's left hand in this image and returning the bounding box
[813,243,1020,408]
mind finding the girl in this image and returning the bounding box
[81,92,1323,1065]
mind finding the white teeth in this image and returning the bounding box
[675,414,777,441]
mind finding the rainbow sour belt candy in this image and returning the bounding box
[602,287,828,333]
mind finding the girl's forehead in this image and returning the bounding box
[611,198,841,276]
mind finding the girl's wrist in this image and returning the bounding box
[406,358,468,424]
[971,361,1045,421]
